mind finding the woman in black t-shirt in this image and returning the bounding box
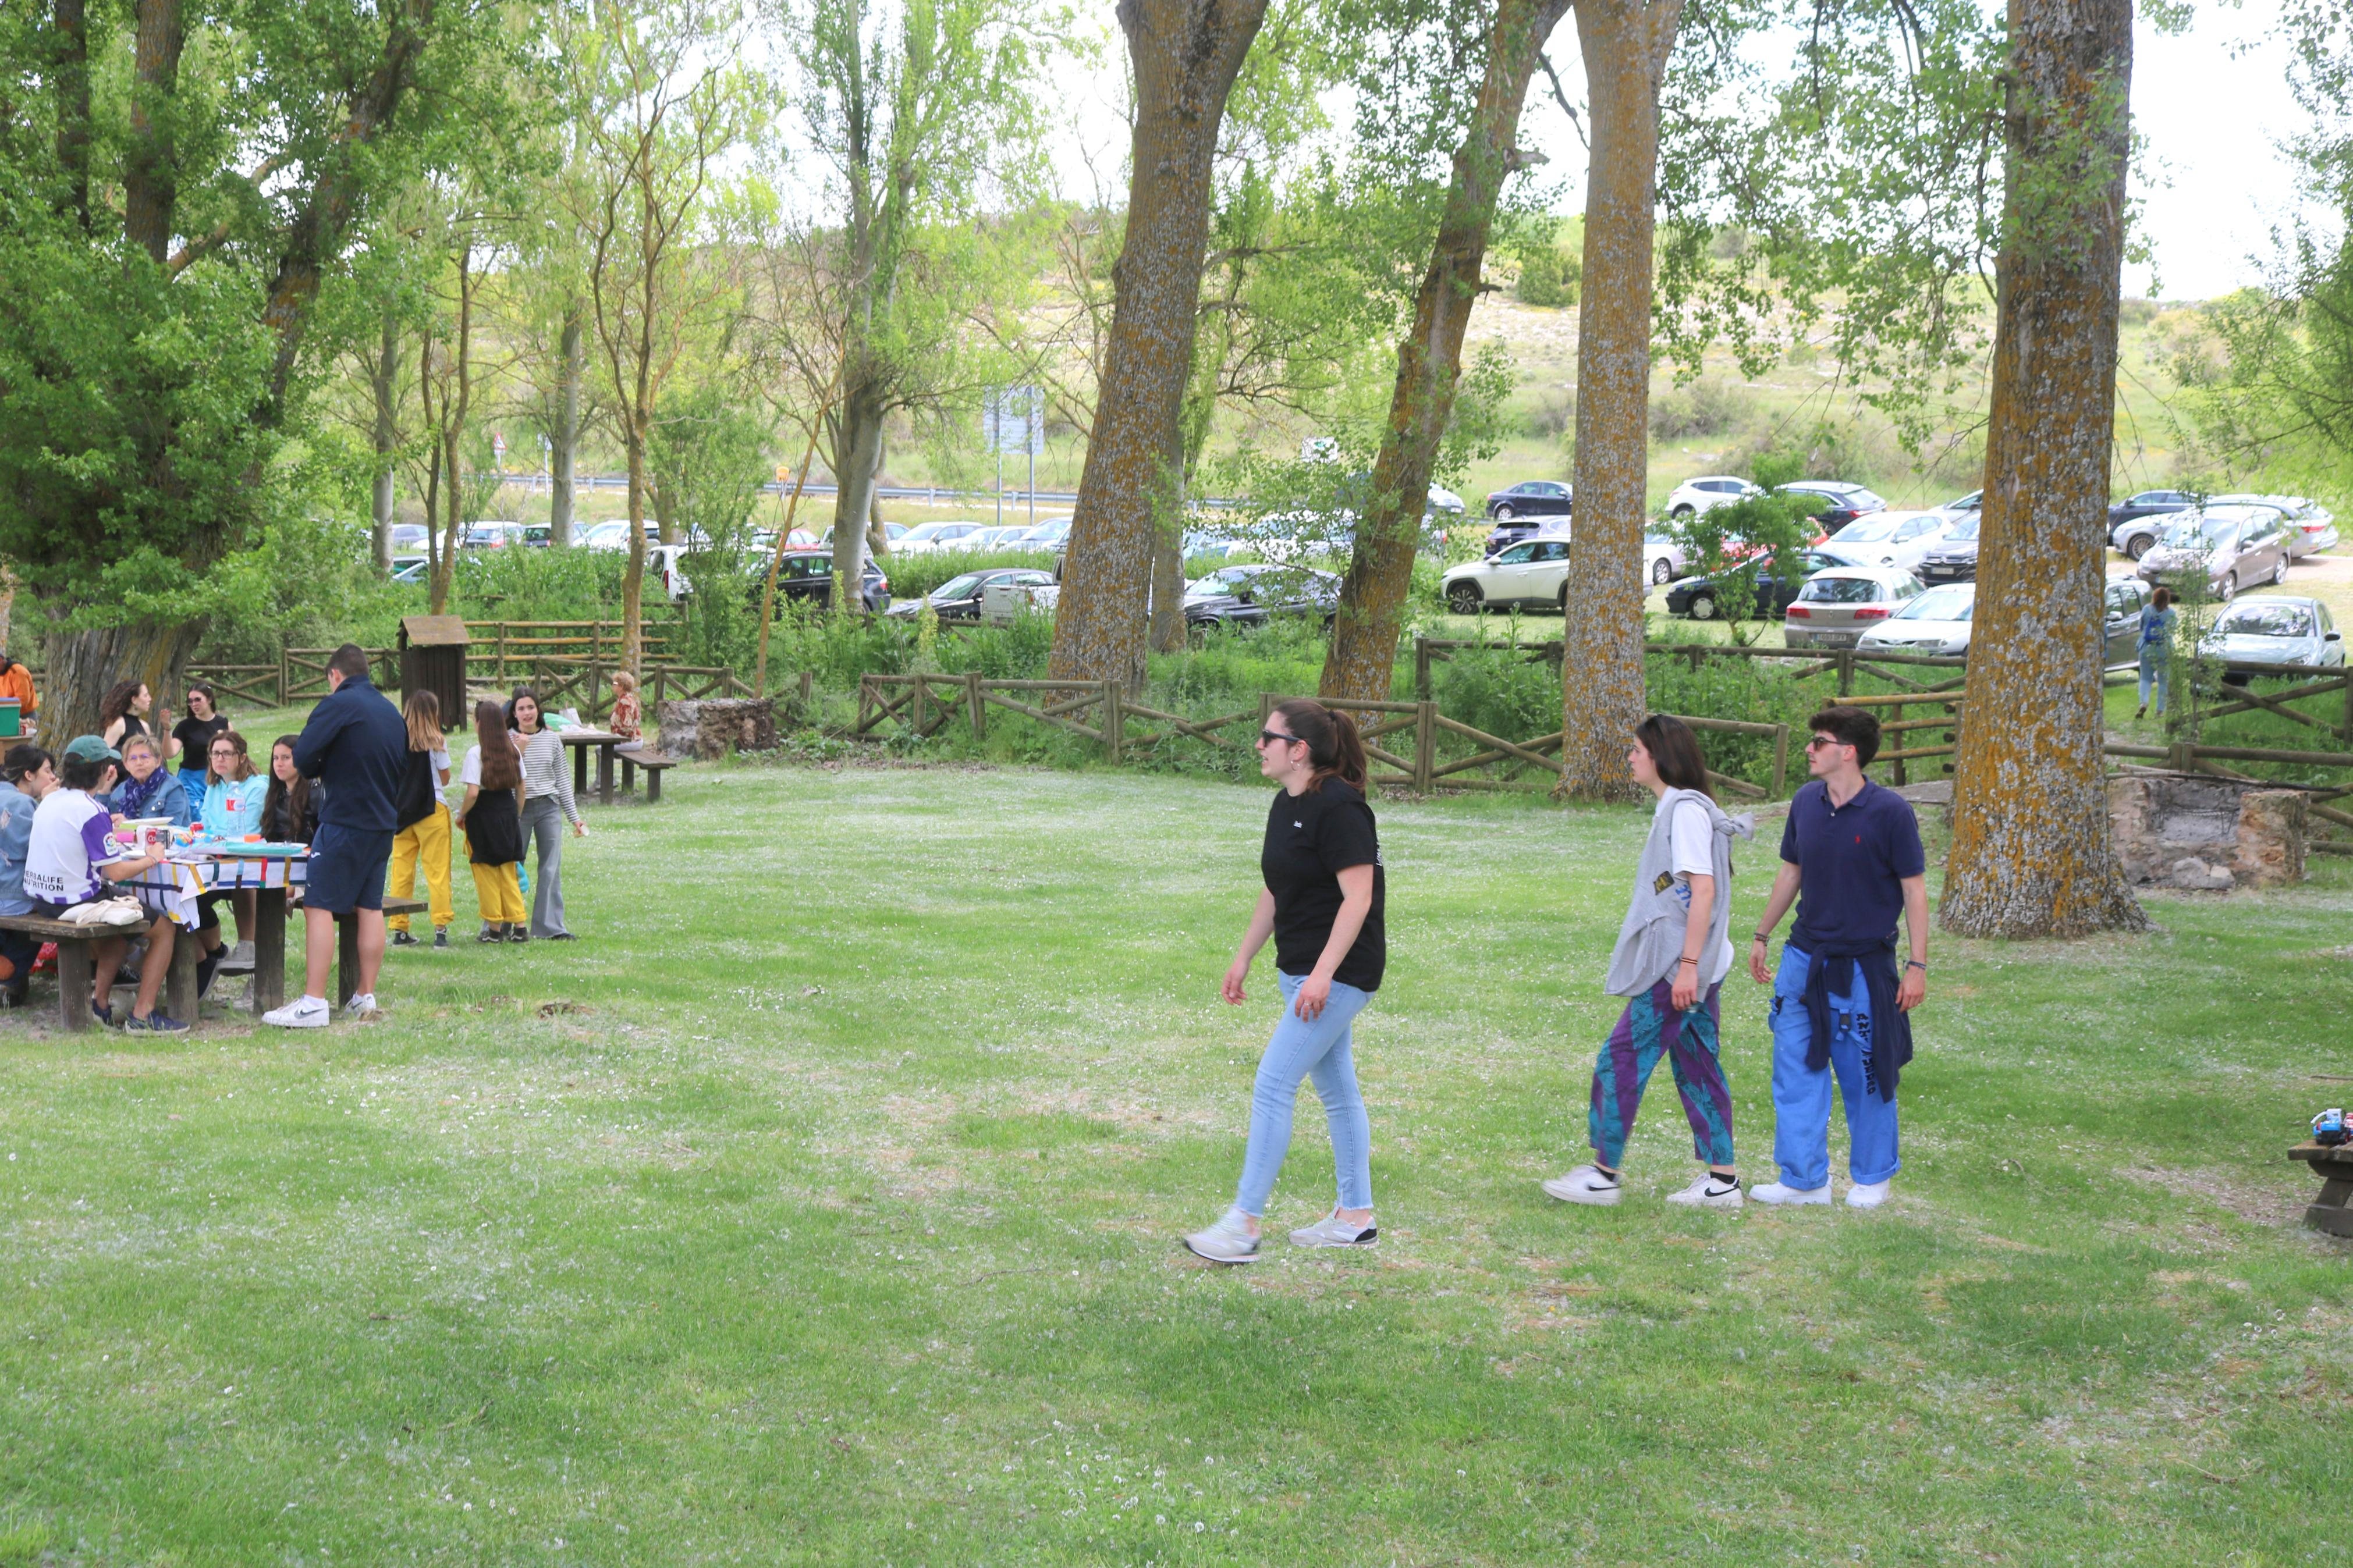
[1184,699,1387,1265]
[169,683,230,805]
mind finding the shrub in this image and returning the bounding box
[1518,247,1580,308]
[1649,378,1752,442]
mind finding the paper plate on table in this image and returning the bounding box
[198,841,310,858]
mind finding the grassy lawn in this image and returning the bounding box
[2,753,2350,1565]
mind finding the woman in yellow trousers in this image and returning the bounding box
[389,691,456,947]
[457,697,529,940]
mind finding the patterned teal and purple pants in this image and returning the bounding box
[1587,977,1736,1169]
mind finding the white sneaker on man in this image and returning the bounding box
[1289,1211,1378,1249]
[341,993,381,1022]
[1184,1208,1261,1264]
[1665,1173,1744,1208]
[1845,1179,1891,1209]
[1749,1180,1832,1206]
[261,995,330,1029]
[1542,1165,1622,1206]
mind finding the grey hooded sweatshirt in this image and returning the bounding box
[1602,786,1754,998]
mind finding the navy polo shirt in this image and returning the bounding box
[1779,778,1926,953]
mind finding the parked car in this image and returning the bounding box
[1483,479,1573,522]
[2134,505,2292,600]
[462,520,530,550]
[2195,595,2345,671]
[390,553,428,584]
[388,523,429,552]
[816,521,911,550]
[2214,493,2339,559]
[1442,536,1572,613]
[1776,481,1886,535]
[960,524,1037,550]
[1857,581,1976,657]
[1811,509,1961,571]
[1642,528,1687,586]
[750,527,822,555]
[765,549,890,613]
[2107,488,2196,544]
[581,519,658,551]
[1183,531,1249,563]
[1781,566,1925,649]
[1184,563,1343,629]
[1016,517,1073,548]
[1916,515,1981,583]
[1426,484,1466,516]
[1662,545,1883,620]
[893,520,993,553]
[1663,475,1763,518]
[884,566,1056,623]
[1942,489,1983,514]
[2102,575,2154,666]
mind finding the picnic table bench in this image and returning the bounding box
[617,748,678,802]
[2289,1142,2353,1236]
[0,911,200,1033]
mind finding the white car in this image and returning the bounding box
[2197,595,2345,671]
[2215,493,2339,559]
[1664,475,1763,517]
[960,525,1035,550]
[1857,581,1975,657]
[1642,528,1688,586]
[1442,536,1571,613]
[1783,566,1925,649]
[1816,509,1960,571]
[893,520,993,553]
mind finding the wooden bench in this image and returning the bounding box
[0,910,199,1033]
[2290,1142,2353,1236]
[617,748,679,803]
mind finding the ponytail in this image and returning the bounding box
[1272,698,1368,792]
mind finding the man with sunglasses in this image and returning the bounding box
[1745,705,1928,1208]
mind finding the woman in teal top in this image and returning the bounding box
[2136,586,2178,718]
[197,730,268,838]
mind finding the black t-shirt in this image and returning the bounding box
[172,713,228,769]
[1261,776,1386,993]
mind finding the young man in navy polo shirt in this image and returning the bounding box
[1746,705,1929,1208]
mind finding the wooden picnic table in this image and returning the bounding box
[2288,1142,2353,1236]
[125,850,302,1018]
[559,727,630,807]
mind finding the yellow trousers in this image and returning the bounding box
[466,840,527,924]
[388,803,455,932]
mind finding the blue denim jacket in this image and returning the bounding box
[0,781,36,917]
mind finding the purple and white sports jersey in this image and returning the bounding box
[24,789,125,906]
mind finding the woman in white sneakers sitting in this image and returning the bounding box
[1546,714,1750,1208]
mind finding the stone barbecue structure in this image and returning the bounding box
[2106,771,2307,890]
[656,698,778,761]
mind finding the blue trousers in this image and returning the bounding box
[1233,972,1374,1218]
[2137,646,2170,713]
[1768,944,1901,1190]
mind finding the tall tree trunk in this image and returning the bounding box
[370,311,401,571]
[1555,0,1683,801]
[1048,0,1269,690]
[123,0,186,265]
[829,376,886,609]
[622,418,650,672]
[549,303,583,547]
[41,617,205,744]
[865,431,890,558]
[1318,0,1573,701]
[1941,0,2145,937]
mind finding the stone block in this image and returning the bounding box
[655,698,776,761]
[2108,773,2306,890]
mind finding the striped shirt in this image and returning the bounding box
[512,727,581,826]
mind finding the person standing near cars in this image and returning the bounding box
[1747,706,1928,1209]
[264,645,408,1028]
[2136,585,2178,719]
[506,689,585,941]
[1546,715,1751,1210]
[1184,701,1386,1264]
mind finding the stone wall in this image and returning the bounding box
[655,698,777,761]
[2107,773,2306,890]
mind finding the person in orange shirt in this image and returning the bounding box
[0,653,34,724]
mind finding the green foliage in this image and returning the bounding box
[1516,245,1580,308]
[1668,491,1822,639]
[1649,378,1752,442]
[191,515,413,664]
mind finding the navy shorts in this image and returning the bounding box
[304,823,395,915]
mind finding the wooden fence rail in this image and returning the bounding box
[189,650,744,715]
[856,674,1793,797]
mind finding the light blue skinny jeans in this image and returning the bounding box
[2137,646,2171,712]
[1233,972,1374,1218]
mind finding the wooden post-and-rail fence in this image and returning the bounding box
[855,673,1795,798]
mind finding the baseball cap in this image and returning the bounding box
[62,735,120,765]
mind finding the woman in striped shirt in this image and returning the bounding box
[505,689,587,940]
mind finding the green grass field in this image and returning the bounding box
[2,753,2349,1565]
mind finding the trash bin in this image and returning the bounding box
[398,615,471,730]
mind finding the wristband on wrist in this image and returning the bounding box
[1751,932,1770,943]
[1905,959,1928,972]
[1677,955,1699,966]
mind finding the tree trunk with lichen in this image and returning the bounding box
[1049,0,1269,690]
[1942,0,2145,936]
[1318,0,1573,702]
[1556,0,1681,801]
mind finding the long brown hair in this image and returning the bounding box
[100,680,144,729]
[1270,699,1368,792]
[474,699,521,790]
[207,730,255,785]
[1635,713,1714,801]
[266,733,311,828]
[404,689,444,753]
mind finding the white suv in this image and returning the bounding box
[1664,475,1764,517]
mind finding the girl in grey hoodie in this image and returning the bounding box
[1546,714,1752,1208]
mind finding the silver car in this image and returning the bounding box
[1783,566,1925,649]
[2135,506,2292,600]
[1856,581,1974,656]
[2196,595,2345,671]
[2215,493,2339,559]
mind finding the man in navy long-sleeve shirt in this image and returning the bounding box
[265,645,409,1028]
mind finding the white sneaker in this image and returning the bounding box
[1751,1180,1832,1206]
[1846,1179,1891,1209]
[1289,1211,1378,1249]
[1542,1165,1622,1206]
[1183,1208,1261,1264]
[262,995,330,1029]
[341,993,381,1022]
[217,941,255,975]
[1665,1173,1745,1208]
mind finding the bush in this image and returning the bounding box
[1518,247,1580,308]
[1649,378,1752,442]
